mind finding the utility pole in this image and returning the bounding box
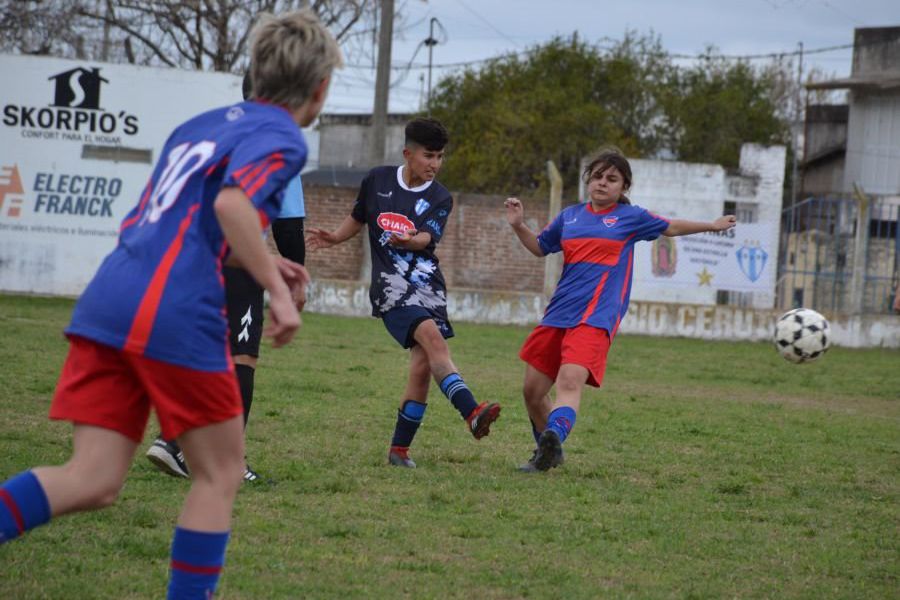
[370,0,394,167]
[424,17,439,115]
[790,41,804,207]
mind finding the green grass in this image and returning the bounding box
[0,294,898,599]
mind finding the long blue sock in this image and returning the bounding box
[439,373,478,419]
[391,400,427,448]
[530,419,541,445]
[0,471,51,544]
[545,407,577,443]
[167,527,230,600]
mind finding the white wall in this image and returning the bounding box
[843,91,900,195]
[628,144,786,309]
[305,280,900,348]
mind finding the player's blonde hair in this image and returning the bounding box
[249,9,343,109]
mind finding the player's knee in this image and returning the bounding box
[192,453,245,493]
[555,373,584,393]
[77,479,124,510]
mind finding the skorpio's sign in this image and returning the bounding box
[0,54,240,295]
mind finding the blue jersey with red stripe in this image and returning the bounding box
[538,202,669,337]
[66,101,307,371]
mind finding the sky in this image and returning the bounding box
[322,0,900,114]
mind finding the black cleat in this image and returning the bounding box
[146,438,190,478]
[388,446,416,468]
[518,448,540,473]
[518,445,565,473]
[243,464,262,483]
[467,402,502,440]
[533,430,564,471]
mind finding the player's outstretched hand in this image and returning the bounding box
[276,256,309,312]
[306,227,338,252]
[504,197,524,227]
[388,229,418,248]
[713,215,737,231]
[264,287,301,348]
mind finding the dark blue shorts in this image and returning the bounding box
[382,305,454,349]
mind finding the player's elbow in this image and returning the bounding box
[213,187,245,219]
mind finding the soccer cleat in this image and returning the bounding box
[388,446,416,468]
[518,446,565,473]
[533,430,564,471]
[467,402,501,440]
[243,464,261,483]
[518,448,541,473]
[146,438,190,479]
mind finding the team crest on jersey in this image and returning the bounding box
[415,198,430,215]
[377,212,415,246]
[602,216,619,227]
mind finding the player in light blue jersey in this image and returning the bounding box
[0,11,341,599]
[505,148,736,472]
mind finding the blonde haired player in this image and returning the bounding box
[0,10,341,599]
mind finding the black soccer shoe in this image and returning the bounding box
[518,448,541,473]
[243,464,261,483]
[533,430,564,471]
[518,445,565,473]
[467,402,502,440]
[146,437,190,479]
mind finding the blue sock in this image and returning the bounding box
[546,407,577,444]
[530,419,541,445]
[167,527,230,600]
[439,373,478,419]
[0,471,51,544]
[391,400,427,448]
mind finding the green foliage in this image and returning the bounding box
[430,34,791,197]
[662,54,791,168]
[1,295,897,598]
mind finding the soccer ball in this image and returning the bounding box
[773,308,831,363]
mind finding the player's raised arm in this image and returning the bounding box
[663,215,737,237]
[306,215,365,252]
[505,197,544,257]
[214,187,300,347]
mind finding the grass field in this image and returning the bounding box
[0,294,898,599]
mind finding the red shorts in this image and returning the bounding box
[49,336,243,443]
[519,324,611,388]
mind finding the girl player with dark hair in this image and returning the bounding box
[504,148,737,472]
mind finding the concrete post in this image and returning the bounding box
[850,183,870,314]
[544,160,563,298]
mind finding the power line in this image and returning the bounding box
[344,40,855,72]
[454,0,523,49]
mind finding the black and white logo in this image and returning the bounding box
[49,67,108,110]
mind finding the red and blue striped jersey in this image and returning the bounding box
[538,202,669,337]
[66,101,307,371]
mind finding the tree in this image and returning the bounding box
[661,54,790,168]
[429,33,673,197]
[0,0,378,72]
[429,34,795,196]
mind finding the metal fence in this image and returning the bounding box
[777,195,900,315]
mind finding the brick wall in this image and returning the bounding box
[301,184,552,293]
[302,185,363,280]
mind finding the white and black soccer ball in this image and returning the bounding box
[773,308,831,364]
